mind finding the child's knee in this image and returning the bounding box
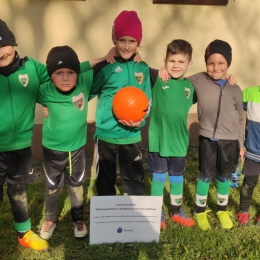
[199,174,213,183]
[216,174,229,183]
[169,175,183,183]
[153,172,167,183]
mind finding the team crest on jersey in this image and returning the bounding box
[135,72,144,84]
[185,87,190,99]
[73,92,85,110]
[19,74,29,87]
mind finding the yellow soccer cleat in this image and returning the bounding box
[18,230,49,251]
[217,210,233,229]
[194,210,212,231]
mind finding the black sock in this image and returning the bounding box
[18,231,28,239]
[171,205,181,215]
[195,206,206,214]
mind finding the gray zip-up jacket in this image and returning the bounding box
[188,72,244,146]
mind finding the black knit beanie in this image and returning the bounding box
[204,39,232,67]
[0,19,17,46]
[46,46,80,77]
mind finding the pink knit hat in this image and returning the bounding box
[112,10,142,45]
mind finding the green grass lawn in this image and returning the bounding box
[1,147,260,260]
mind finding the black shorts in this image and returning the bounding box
[147,152,186,176]
[243,157,260,176]
[43,146,86,189]
[0,147,35,185]
[199,136,240,178]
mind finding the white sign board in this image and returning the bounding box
[89,196,162,245]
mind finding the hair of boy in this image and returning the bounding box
[204,39,232,67]
[46,45,80,77]
[112,10,142,46]
[0,19,17,46]
[166,39,192,61]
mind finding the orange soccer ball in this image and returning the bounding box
[112,86,149,123]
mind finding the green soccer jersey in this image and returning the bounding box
[148,77,195,157]
[0,56,49,152]
[90,58,152,143]
[37,70,93,152]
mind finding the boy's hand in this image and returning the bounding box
[119,119,143,127]
[240,147,245,161]
[42,106,49,117]
[226,74,237,85]
[158,67,170,82]
[105,47,117,64]
[133,52,142,63]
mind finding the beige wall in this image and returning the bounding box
[1,0,258,157]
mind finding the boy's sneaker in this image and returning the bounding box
[18,230,49,251]
[160,210,167,230]
[74,220,88,238]
[255,215,260,226]
[171,209,195,227]
[39,220,56,240]
[237,212,250,226]
[194,210,211,231]
[217,210,233,229]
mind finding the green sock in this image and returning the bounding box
[151,179,165,196]
[196,178,210,196]
[217,179,230,195]
[170,181,183,208]
[14,218,31,233]
[195,179,211,211]
[170,181,183,195]
[216,179,230,210]
[170,181,183,215]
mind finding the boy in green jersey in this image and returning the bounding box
[0,19,50,251]
[91,11,151,196]
[147,39,196,230]
[37,46,103,241]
